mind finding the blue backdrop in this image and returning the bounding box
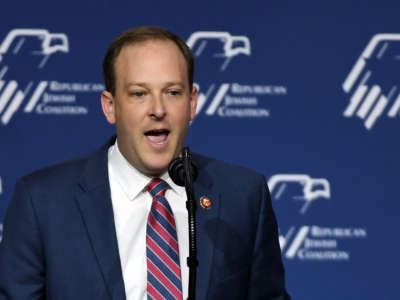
[1,1,399,299]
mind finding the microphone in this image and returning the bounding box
[168,147,198,300]
[168,151,198,187]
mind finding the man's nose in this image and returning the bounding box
[149,93,166,119]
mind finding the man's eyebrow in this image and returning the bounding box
[126,81,186,88]
[126,82,149,88]
[164,81,185,86]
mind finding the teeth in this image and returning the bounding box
[147,133,168,144]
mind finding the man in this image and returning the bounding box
[0,26,290,299]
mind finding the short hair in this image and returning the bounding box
[103,26,194,95]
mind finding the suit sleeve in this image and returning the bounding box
[247,176,291,300]
[0,179,45,300]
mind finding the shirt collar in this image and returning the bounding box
[108,139,185,201]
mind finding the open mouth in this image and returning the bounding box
[144,129,170,145]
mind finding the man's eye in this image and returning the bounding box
[168,90,182,96]
[131,91,145,97]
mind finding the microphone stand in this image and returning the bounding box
[182,148,198,300]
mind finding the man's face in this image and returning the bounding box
[101,40,197,176]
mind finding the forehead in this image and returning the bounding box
[114,40,188,84]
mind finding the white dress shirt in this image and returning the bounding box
[107,141,189,300]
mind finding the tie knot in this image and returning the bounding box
[147,178,168,198]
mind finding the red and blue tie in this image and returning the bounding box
[146,178,183,300]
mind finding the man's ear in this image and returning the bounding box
[101,90,116,124]
[189,85,198,121]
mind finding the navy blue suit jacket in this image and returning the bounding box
[0,138,289,300]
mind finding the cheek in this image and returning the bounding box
[117,101,142,124]
[173,102,192,122]
[115,107,142,136]
[172,109,191,138]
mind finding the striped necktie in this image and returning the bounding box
[146,178,183,300]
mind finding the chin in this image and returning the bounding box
[143,160,170,176]
[142,149,178,175]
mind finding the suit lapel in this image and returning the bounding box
[193,158,221,300]
[75,140,126,300]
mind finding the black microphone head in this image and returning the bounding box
[168,156,198,187]
[168,157,185,186]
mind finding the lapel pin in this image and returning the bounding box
[200,196,212,210]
